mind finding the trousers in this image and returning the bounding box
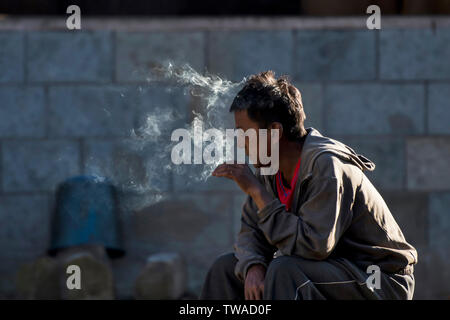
[199,252,415,300]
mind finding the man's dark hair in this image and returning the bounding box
[229,70,307,141]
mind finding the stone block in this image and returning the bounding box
[111,255,145,300]
[407,138,450,190]
[135,84,190,130]
[116,32,205,82]
[294,30,376,80]
[0,195,50,253]
[48,86,136,138]
[130,193,234,294]
[428,83,450,134]
[294,82,324,132]
[83,139,170,192]
[336,136,405,190]
[134,252,186,299]
[27,32,112,82]
[0,86,45,138]
[57,245,114,300]
[173,167,240,192]
[0,251,41,298]
[380,28,450,80]
[382,191,428,248]
[232,193,248,239]
[133,83,192,162]
[14,245,115,300]
[208,31,293,82]
[413,246,450,299]
[16,256,60,299]
[2,140,80,192]
[325,84,425,135]
[0,32,24,82]
[429,192,450,249]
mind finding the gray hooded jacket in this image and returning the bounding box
[233,128,418,282]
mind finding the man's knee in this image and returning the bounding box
[208,252,237,277]
[265,255,307,282]
[267,256,297,272]
[201,252,243,299]
[263,256,309,300]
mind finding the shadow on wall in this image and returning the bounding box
[15,175,234,299]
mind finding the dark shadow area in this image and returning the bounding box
[1,0,450,16]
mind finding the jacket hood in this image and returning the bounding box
[259,127,376,187]
[297,127,375,181]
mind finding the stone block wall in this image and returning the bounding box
[0,17,449,299]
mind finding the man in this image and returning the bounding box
[199,71,417,300]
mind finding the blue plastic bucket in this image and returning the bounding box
[48,176,124,258]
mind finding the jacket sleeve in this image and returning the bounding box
[256,165,355,260]
[233,194,277,282]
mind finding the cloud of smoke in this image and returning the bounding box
[84,62,246,211]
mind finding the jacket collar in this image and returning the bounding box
[259,127,376,196]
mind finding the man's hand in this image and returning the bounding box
[212,163,273,210]
[212,164,261,195]
[245,264,266,300]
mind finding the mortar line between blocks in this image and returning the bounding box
[292,29,298,82]
[23,31,28,84]
[44,85,50,138]
[402,135,408,191]
[424,81,429,134]
[112,31,117,83]
[375,29,380,80]
[322,82,328,134]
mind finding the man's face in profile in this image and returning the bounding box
[233,109,278,169]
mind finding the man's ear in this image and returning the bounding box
[269,122,283,141]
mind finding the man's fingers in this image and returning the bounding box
[212,166,239,180]
[249,288,256,300]
[245,288,251,300]
[214,163,227,171]
[213,166,231,175]
[223,163,245,168]
[212,165,232,176]
[212,169,234,180]
[246,286,256,300]
[245,283,264,300]
[253,286,262,300]
[253,288,260,300]
[248,284,264,300]
[257,286,264,300]
[212,163,246,175]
